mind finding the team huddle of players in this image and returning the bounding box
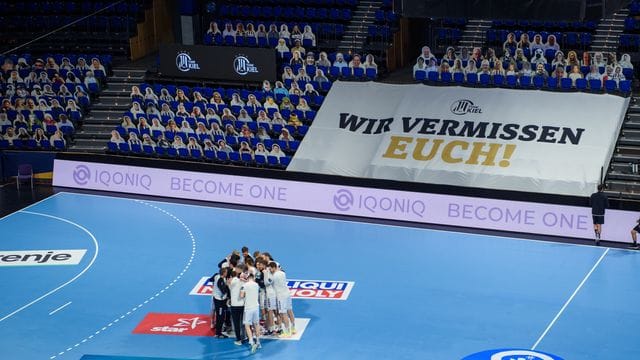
[209,247,295,354]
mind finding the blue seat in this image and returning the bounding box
[366,68,377,80]
[575,78,588,91]
[427,71,439,82]
[53,139,66,150]
[620,80,632,93]
[493,74,504,86]
[453,72,465,84]
[560,78,573,90]
[118,142,130,153]
[520,76,532,88]
[466,72,478,84]
[479,74,491,86]
[605,79,617,92]
[130,143,142,153]
[414,70,426,81]
[267,155,279,166]
[533,76,545,88]
[216,151,229,162]
[229,151,241,163]
[143,144,155,155]
[255,154,267,166]
[589,79,602,92]
[241,152,253,163]
[547,77,558,89]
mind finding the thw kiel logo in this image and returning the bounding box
[234,55,258,75]
[176,52,200,72]
[450,99,482,115]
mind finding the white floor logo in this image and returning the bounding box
[151,317,207,333]
[0,249,87,266]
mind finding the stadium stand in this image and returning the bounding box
[105,82,322,168]
[0,54,112,151]
[0,0,146,56]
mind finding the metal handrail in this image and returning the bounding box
[1,0,128,56]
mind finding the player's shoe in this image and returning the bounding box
[251,343,258,354]
[291,328,297,335]
[278,330,291,338]
[630,243,640,249]
[257,342,262,349]
[216,334,229,339]
[234,340,242,346]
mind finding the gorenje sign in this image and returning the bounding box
[160,44,276,83]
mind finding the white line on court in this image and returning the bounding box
[0,211,99,323]
[531,247,610,350]
[49,199,198,359]
[48,301,72,316]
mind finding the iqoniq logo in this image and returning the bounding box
[234,55,258,75]
[450,99,482,115]
[73,165,91,185]
[176,52,200,72]
[333,189,354,211]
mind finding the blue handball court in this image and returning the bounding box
[1,191,639,360]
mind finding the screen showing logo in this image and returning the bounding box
[234,55,258,75]
[73,165,91,185]
[0,249,87,267]
[176,52,201,72]
[462,348,564,360]
[450,99,482,115]
[132,313,213,336]
[190,277,355,300]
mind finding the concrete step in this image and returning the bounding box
[92,102,130,109]
[72,138,109,147]
[112,68,147,77]
[90,109,127,119]
[81,124,117,132]
[606,179,640,194]
[75,131,112,139]
[616,146,640,156]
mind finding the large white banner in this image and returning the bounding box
[288,82,629,197]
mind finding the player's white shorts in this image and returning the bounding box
[276,295,292,314]
[243,307,260,325]
[259,289,266,309]
[265,289,277,311]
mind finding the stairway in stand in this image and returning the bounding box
[69,67,146,153]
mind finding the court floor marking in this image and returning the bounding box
[49,200,198,360]
[0,211,99,324]
[49,301,72,316]
[530,247,610,350]
[52,191,635,251]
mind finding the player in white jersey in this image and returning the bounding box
[269,261,295,337]
[258,258,277,334]
[240,274,261,353]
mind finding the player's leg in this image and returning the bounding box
[214,299,228,338]
[631,228,639,249]
[277,298,291,337]
[231,306,244,344]
[286,296,296,334]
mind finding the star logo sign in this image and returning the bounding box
[173,317,207,329]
